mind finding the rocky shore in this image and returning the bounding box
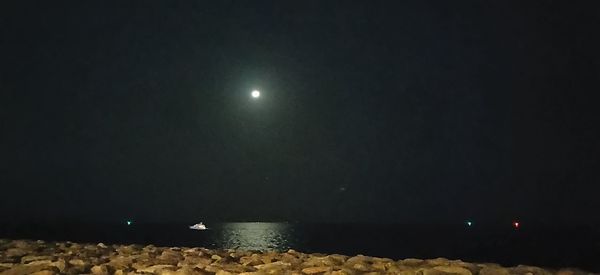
[0,239,592,275]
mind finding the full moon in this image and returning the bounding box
[251,90,260,98]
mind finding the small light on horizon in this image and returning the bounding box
[513,221,520,229]
[466,221,473,226]
[126,220,132,226]
[251,90,260,98]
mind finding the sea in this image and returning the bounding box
[1,222,599,272]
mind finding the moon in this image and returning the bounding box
[251,90,260,98]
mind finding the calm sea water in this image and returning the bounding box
[2,222,599,272]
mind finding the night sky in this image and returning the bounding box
[1,1,599,224]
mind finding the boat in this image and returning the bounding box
[189,222,207,230]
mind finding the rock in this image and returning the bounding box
[422,268,451,275]
[427,258,451,266]
[351,262,371,272]
[5,248,28,258]
[508,266,552,275]
[136,264,177,273]
[372,260,395,271]
[91,264,113,275]
[68,259,86,266]
[25,260,53,267]
[12,240,32,249]
[302,266,332,274]
[48,259,66,273]
[433,266,473,275]
[331,270,355,275]
[0,263,15,269]
[479,267,510,275]
[181,256,212,267]
[108,255,133,269]
[240,254,264,266]
[347,255,373,264]
[116,245,139,255]
[20,256,53,264]
[303,256,343,267]
[164,266,209,275]
[0,264,51,275]
[253,261,292,273]
[158,250,184,265]
[0,239,571,275]
[556,269,588,275]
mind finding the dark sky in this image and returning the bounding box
[1,1,599,224]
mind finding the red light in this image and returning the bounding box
[513,221,520,228]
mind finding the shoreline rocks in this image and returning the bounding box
[0,239,593,275]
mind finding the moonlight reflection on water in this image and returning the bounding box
[216,222,295,251]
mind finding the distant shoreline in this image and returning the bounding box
[0,239,592,275]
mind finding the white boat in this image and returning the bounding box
[189,222,207,230]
